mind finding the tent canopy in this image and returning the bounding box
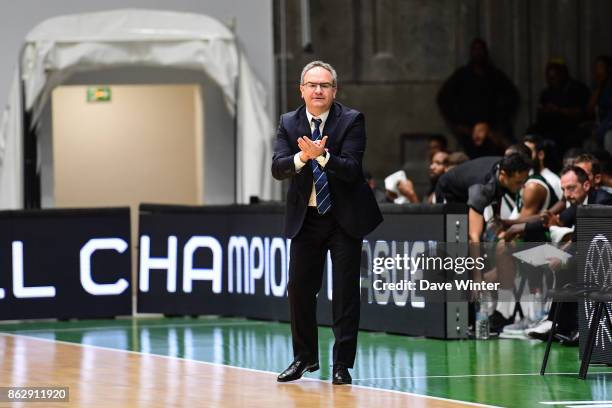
[0,9,277,208]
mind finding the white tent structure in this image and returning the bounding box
[0,9,278,209]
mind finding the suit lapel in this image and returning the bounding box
[295,106,311,143]
[294,107,313,190]
[322,102,341,147]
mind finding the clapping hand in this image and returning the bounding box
[298,135,328,162]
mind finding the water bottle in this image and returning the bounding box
[533,289,545,322]
[475,291,490,340]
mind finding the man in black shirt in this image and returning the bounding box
[530,60,590,151]
[435,154,532,243]
[437,38,520,154]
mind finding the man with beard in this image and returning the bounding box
[394,150,449,203]
[504,166,612,342]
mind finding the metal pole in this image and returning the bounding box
[230,19,240,205]
[300,0,312,52]
[18,43,39,209]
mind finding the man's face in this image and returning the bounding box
[500,170,529,194]
[429,151,449,179]
[561,171,590,205]
[300,67,337,115]
[472,123,489,146]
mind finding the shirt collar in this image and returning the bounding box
[306,109,330,131]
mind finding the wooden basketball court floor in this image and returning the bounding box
[1,317,611,407]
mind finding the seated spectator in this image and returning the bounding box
[529,59,590,151]
[426,150,450,203]
[427,134,448,161]
[466,122,507,158]
[390,150,450,203]
[586,56,612,149]
[437,38,519,155]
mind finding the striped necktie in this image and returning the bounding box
[311,118,331,214]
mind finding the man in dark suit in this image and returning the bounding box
[272,61,382,385]
[504,166,612,342]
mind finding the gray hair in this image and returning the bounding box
[300,60,338,87]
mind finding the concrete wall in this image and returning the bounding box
[275,0,612,179]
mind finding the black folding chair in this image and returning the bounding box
[540,283,600,376]
[578,287,612,379]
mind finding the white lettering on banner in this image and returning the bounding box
[226,236,289,296]
[183,236,222,294]
[80,238,129,295]
[134,235,434,309]
[139,235,178,293]
[249,237,264,295]
[264,237,270,296]
[286,239,291,297]
[228,236,249,293]
[12,241,56,298]
[269,238,287,297]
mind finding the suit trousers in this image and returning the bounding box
[288,207,362,367]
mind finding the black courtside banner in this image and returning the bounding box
[137,203,468,338]
[0,207,132,320]
[577,205,612,364]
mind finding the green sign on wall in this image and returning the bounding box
[87,87,112,102]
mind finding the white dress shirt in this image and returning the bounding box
[293,109,332,207]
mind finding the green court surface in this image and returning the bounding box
[1,316,611,408]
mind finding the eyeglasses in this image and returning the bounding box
[302,82,335,90]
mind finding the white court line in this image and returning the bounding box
[1,320,268,333]
[353,371,609,381]
[1,332,501,408]
[540,402,612,405]
[566,405,612,408]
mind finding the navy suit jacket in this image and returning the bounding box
[271,102,383,238]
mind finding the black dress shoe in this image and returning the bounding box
[332,365,352,385]
[277,360,319,382]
